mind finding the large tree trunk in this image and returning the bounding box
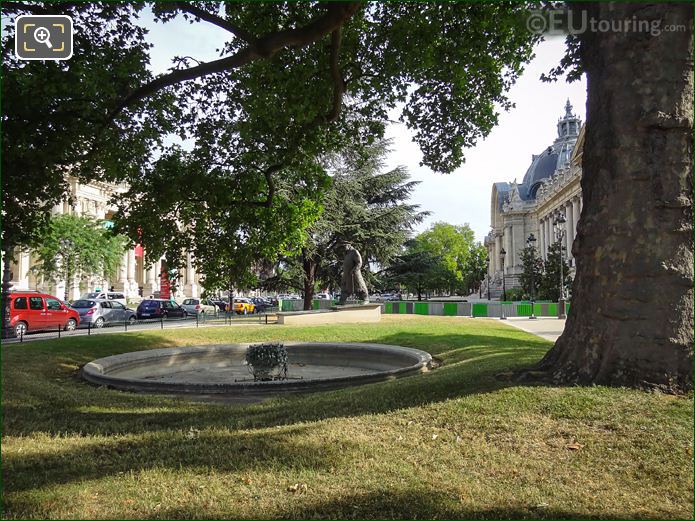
[539,3,693,392]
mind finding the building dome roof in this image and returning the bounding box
[518,99,582,201]
[521,148,559,199]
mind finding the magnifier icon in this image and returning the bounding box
[33,26,52,48]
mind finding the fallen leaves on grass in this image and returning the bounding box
[287,483,308,494]
[566,442,584,450]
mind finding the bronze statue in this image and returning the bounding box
[339,243,369,305]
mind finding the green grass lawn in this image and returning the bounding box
[2,316,693,519]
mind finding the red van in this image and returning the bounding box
[9,291,80,337]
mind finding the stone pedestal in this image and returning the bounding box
[277,304,381,326]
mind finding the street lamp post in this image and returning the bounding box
[59,238,74,302]
[527,233,537,320]
[485,256,491,301]
[554,215,568,319]
[499,248,507,319]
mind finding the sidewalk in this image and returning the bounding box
[502,316,566,342]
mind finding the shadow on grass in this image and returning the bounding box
[3,424,358,494]
[268,488,645,520]
[3,332,549,435]
[3,331,552,438]
[2,327,558,497]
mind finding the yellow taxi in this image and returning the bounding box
[232,298,255,315]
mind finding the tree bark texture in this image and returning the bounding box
[539,3,694,392]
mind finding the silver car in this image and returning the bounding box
[71,299,137,328]
[181,298,217,315]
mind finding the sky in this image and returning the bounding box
[140,9,587,243]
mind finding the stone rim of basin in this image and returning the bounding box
[81,342,433,396]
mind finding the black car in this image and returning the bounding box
[250,297,272,313]
[136,299,188,319]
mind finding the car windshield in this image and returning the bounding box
[72,300,96,308]
[83,293,101,299]
[141,300,160,308]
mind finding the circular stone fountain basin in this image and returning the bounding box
[81,342,432,396]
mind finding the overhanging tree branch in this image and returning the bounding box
[108,2,361,122]
[169,2,257,47]
[325,27,345,124]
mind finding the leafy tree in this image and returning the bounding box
[264,140,427,310]
[1,2,173,333]
[414,222,477,296]
[382,242,442,301]
[104,3,536,303]
[463,243,489,297]
[518,245,543,301]
[539,241,572,302]
[537,3,693,392]
[31,214,127,301]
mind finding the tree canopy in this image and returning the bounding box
[31,214,126,300]
[1,2,174,254]
[264,139,427,309]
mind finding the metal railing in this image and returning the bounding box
[1,307,279,344]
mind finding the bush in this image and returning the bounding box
[500,288,525,301]
[245,342,288,381]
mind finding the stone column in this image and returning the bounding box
[127,249,136,297]
[17,251,31,289]
[185,252,198,298]
[494,234,502,273]
[572,197,581,245]
[503,227,511,274]
[512,222,524,270]
[143,261,155,297]
[565,202,574,260]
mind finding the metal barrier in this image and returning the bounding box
[0,307,279,344]
[382,300,570,318]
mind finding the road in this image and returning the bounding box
[2,314,275,344]
[502,316,566,342]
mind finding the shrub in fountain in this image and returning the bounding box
[245,342,288,381]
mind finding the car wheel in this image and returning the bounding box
[65,318,77,331]
[94,317,105,329]
[14,321,27,337]
[128,316,136,325]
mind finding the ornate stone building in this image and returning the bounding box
[484,101,584,297]
[8,178,203,300]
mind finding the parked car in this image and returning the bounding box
[136,299,189,319]
[233,298,255,315]
[250,297,272,313]
[71,299,136,328]
[9,291,80,337]
[208,299,228,312]
[181,298,218,315]
[79,291,127,307]
[315,293,332,300]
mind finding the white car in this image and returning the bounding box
[316,293,332,300]
[181,298,218,315]
[79,291,127,307]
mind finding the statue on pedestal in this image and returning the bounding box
[338,243,369,305]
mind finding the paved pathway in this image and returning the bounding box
[502,317,566,342]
